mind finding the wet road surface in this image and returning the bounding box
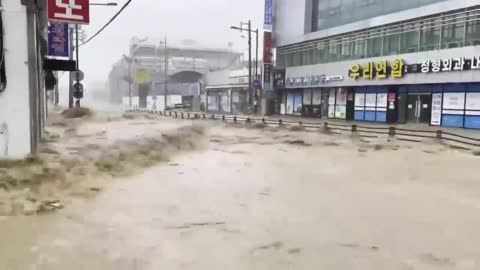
[1,120,480,269]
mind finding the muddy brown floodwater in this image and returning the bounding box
[1,118,480,270]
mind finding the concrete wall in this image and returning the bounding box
[0,2,32,159]
[274,0,479,47]
[285,46,480,88]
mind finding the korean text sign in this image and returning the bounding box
[48,0,90,24]
[48,23,69,57]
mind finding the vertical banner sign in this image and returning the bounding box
[263,32,273,64]
[263,64,272,91]
[48,23,69,57]
[264,0,273,30]
[431,93,443,126]
[48,0,90,24]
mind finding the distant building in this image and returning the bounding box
[273,0,480,129]
[108,38,243,110]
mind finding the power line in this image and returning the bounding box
[79,0,133,47]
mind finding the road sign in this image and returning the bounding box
[73,82,84,99]
[48,23,69,57]
[48,0,90,25]
[72,70,85,81]
[253,79,262,89]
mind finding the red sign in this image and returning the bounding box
[263,32,273,64]
[48,0,90,24]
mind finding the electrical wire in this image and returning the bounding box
[79,0,133,47]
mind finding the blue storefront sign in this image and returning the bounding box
[48,23,69,58]
[264,0,273,30]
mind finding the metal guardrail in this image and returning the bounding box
[128,109,480,151]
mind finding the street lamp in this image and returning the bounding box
[230,21,259,114]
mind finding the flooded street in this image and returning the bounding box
[1,118,480,269]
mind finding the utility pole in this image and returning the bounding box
[75,24,80,107]
[255,28,259,80]
[128,59,132,107]
[163,37,168,111]
[248,20,253,113]
[68,26,74,108]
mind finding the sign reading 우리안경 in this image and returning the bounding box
[48,0,90,24]
[48,23,69,58]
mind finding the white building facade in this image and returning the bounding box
[273,0,480,129]
[0,0,45,159]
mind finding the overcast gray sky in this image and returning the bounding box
[72,0,264,88]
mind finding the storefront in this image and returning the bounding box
[280,50,480,129]
[205,86,249,114]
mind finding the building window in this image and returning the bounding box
[302,49,313,66]
[366,35,382,57]
[383,31,400,56]
[466,14,480,46]
[442,15,465,49]
[352,39,366,59]
[340,38,353,60]
[327,40,340,62]
[400,24,420,53]
[293,51,302,66]
[420,19,441,51]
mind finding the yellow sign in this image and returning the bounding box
[349,59,405,80]
[133,70,152,84]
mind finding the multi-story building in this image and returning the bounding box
[108,38,243,110]
[273,0,480,129]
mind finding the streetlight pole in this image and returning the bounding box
[75,24,80,108]
[230,22,259,114]
[160,37,168,111]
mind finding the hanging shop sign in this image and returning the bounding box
[349,56,480,80]
[47,23,69,57]
[48,0,90,25]
[348,59,405,79]
[286,75,344,86]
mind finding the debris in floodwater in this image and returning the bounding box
[285,140,312,146]
[37,200,64,214]
[166,221,226,230]
[287,248,302,254]
[89,187,102,192]
[472,150,480,156]
[168,162,179,166]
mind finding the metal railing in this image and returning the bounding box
[128,109,480,151]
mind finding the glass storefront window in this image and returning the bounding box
[420,19,441,51]
[383,32,400,56]
[441,15,465,49]
[327,41,340,62]
[317,43,329,63]
[466,14,480,46]
[367,36,382,57]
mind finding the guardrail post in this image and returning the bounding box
[187,113,190,119]
[262,118,266,124]
[169,111,172,117]
[181,112,184,119]
[233,116,237,123]
[279,119,283,126]
[175,112,178,118]
[194,113,198,119]
[324,122,329,129]
[211,115,215,119]
[222,115,226,121]
[246,118,251,123]
[352,124,357,133]
[436,130,443,140]
[389,127,396,137]
[202,114,206,119]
